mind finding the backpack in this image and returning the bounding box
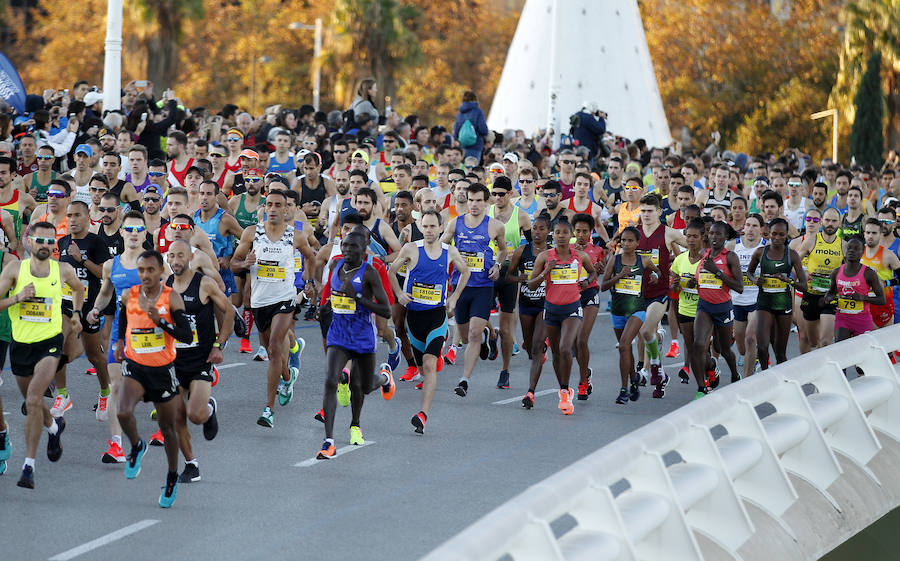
[569,112,582,135]
[458,119,477,148]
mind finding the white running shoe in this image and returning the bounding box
[253,346,269,362]
[50,395,73,417]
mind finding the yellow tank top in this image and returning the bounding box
[488,205,522,256]
[806,233,843,294]
[10,259,63,343]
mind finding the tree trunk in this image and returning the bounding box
[145,2,179,91]
[886,70,900,151]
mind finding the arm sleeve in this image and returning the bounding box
[118,301,128,341]
[158,308,193,343]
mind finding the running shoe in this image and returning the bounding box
[102,440,125,463]
[487,331,499,361]
[337,368,351,407]
[0,431,9,461]
[17,465,34,489]
[512,342,520,356]
[239,338,252,353]
[443,346,457,365]
[586,367,593,395]
[316,440,336,460]
[678,367,690,384]
[615,388,629,405]
[278,367,298,406]
[558,388,575,415]
[380,364,395,400]
[496,370,510,389]
[629,375,641,402]
[652,374,670,399]
[289,337,306,372]
[411,411,427,434]
[304,304,317,321]
[253,346,269,362]
[349,425,364,445]
[731,371,742,384]
[694,386,711,400]
[314,408,325,423]
[211,366,219,387]
[257,407,274,427]
[436,355,444,372]
[649,362,663,387]
[399,366,421,382]
[159,475,178,508]
[47,417,65,462]
[479,327,490,360]
[656,327,666,345]
[636,368,648,387]
[665,340,680,358]
[149,429,165,446]
[454,378,468,397]
[203,397,218,441]
[0,459,5,476]
[522,391,535,409]
[85,367,96,375]
[125,439,147,479]
[415,382,423,390]
[387,336,402,372]
[577,381,590,401]
[50,395,72,417]
[178,463,201,483]
[96,395,108,422]
[707,367,721,389]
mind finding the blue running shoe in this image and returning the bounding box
[17,465,33,488]
[387,336,401,372]
[0,430,10,461]
[125,439,147,479]
[0,459,6,475]
[159,476,178,508]
[289,337,306,372]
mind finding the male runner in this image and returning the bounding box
[796,207,843,350]
[861,217,900,328]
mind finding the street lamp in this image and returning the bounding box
[811,108,838,163]
[288,18,323,111]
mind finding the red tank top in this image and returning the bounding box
[158,225,173,254]
[672,210,686,229]
[215,169,228,189]
[566,198,596,215]
[696,247,734,304]
[577,244,605,290]
[545,248,582,305]
[638,223,670,298]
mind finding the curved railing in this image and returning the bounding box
[423,326,900,561]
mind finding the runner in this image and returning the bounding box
[565,172,608,244]
[0,221,83,488]
[0,247,13,475]
[114,249,193,507]
[194,179,243,299]
[729,213,765,377]
[824,236,884,342]
[746,218,806,369]
[21,145,56,203]
[391,190,421,381]
[861,217,900,328]
[389,210,469,433]
[526,218,596,414]
[165,240,234,483]
[796,207,842,351]
[669,219,705,386]
[571,213,606,400]
[317,230,394,458]
[507,214,549,377]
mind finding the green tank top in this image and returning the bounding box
[610,254,646,317]
[10,259,63,343]
[488,205,521,258]
[30,171,56,203]
[758,245,792,311]
[235,193,264,229]
[0,252,10,342]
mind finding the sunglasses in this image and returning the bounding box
[520,178,535,184]
[209,153,224,158]
[89,186,108,192]
[143,197,161,203]
[491,191,509,197]
[788,181,802,187]
[48,190,67,198]
[333,149,347,154]
[36,155,53,161]
[169,223,192,230]
[559,160,576,165]
[245,178,262,184]
[805,216,821,223]
[544,192,560,197]
[624,185,643,191]
[122,225,146,233]
[148,171,165,178]
[880,219,895,225]
[98,206,117,213]
[30,236,56,245]
[226,137,241,142]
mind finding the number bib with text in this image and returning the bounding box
[176,315,199,349]
[331,291,357,314]
[761,277,788,293]
[19,297,52,323]
[460,251,485,272]
[549,263,579,284]
[698,271,722,289]
[411,282,442,305]
[838,297,864,314]
[130,327,165,353]
[615,277,642,296]
[257,259,286,281]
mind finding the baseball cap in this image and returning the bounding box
[245,168,264,178]
[352,149,370,165]
[239,149,260,160]
[83,91,104,106]
[502,152,518,164]
[98,128,115,140]
[74,144,93,157]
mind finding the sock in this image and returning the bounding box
[57,387,67,398]
[46,420,58,435]
[560,384,568,391]
[207,403,214,417]
[243,309,254,337]
[406,356,416,368]
[99,387,110,397]
[112,434,122,446]
[646,338,660,361]
[528,387,536,394]
[186,459,198,467]
[24,457,35,469]
[325,437,334,446]
[290,340,299,354]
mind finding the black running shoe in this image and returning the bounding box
[304,304,317,321]
[615,388,629,405]
[314,408,325,423]
[203,397,218,441]
[496,370,510,389]
[487,332,499,361]
[454,379,468,397]
[47,417,65,462]
[479,327,490,360]
[178,463,201,483]
[629,380,640,402]
[17,465,34,489]
[411,412,427,434]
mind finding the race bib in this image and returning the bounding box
[838,297,864,314]
[411,282,442,305]
[294,255,304,271]
[397,261,409,276]
[176,315,199,349]
[257,259,286,281]
[130,327,165,353]
[761,276,788,293]
[523,267,533,280]
[331,291,357,314]
[680,274,698,294]
[549,263,579,284]
[19,297,52,323]
[742,274,755,288]
[615,277,642,296]
[638,249,660,266]
[809,274,831,294]
[698,271,722,289]
[62,283,73,301]
[461,251,485,272]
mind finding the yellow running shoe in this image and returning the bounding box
[349,425,364,446]
[337,368,351,407]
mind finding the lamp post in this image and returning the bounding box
[288,18,323,111]
[811,108,839,163]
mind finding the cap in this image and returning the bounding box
[143,185,161,194]
[753,176,770,185]
[185,165,204,176]
[74,144,93,157]
[98,128,114,140]
[361,137,377,148]
[488,163,505,173]
[245,168,264,177]
[884,197,898,206]
[295,149,311,161]
[625,162,642,174]
[83,91,104,106]
[239,149,260,160]
[352,149,370,165]
[502,152,518,164]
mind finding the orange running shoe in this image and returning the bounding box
[558,388,575,415]
[379,364,396,400]
[399,366,421,382]
[316,441,336,460]
[101,440,125,463]
[665,340,680,358]
[436,355,444,372]
[443,346,457,365]
[239,338,252,354]
[149,429,165,446]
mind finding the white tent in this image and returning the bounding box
[488,0,671,148]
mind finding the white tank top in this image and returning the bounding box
[250,223,296,308]
[784,199,807,231]
[327,195,341,235]
[322,239,342,285]
[732,238,764,306]
[74,182,91,205]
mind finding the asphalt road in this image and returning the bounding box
[1,307,799,561]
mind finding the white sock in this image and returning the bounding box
[24,457,35,469]
[186,459,198,467]
[112,435,122,446]
[325,438,334,446]
[207,403,214,417]
[46,421,58,435]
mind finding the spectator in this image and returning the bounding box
[349,78,379,128]
[452,91,489,161]
[570,102,607,159]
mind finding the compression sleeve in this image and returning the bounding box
[118,301,128,341]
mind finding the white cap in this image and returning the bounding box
[502,152,518,164]
[83,91,104,106]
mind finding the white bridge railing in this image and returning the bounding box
[423,326,900,561]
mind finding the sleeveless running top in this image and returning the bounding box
[617,202,641,233]
[732,238,764,306]
[0,189,23,241]
[126,173,152,194]
[577,244,605,290]
[124,285,176,367]
[835,264,870,316]
[515,196,539,218]
[861,245,892,283]
[806,233,843,294]
[637,223,670,299]
[235,194,264,229]
[0,252,9,342]
[757,245,793,311]
[696,248,734,305]
[298,174,327,206]
[566,197,597,216]
[30,171,55,203]
[403,240,449,311]
[327,260,377,353]
[293,221,305,290]
[194,208,233,258]
[165,272,215,367]
[518,243,545,307]
[453,215,494,287]
[544,248,582,306]
[610,254,645,316]
[250,223,296,308]
[488,205,521,256]
[10,259,63,344]
[268,153,296,175]
[704,189,733,215]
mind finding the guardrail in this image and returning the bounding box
[423,326,900,561]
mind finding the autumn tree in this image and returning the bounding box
[849,51,884,167]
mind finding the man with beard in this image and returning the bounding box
[861,218,900,328]
[797,207,843,351]
[317,168,350,243]
[166,131,194,188]
[538,180,574,231]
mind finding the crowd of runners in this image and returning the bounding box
[0,79,898,508]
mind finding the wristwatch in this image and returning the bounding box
[212,342,221,348]
[355,292,363,300]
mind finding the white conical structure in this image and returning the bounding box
[488,0,671,148]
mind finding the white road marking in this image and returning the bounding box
[216,363,247,370]
[49,519,160,560]
[294,441,376,467]
[493,388,557,405]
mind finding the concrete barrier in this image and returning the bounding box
[423,326,900,561]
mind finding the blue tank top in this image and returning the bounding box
[294,220,305,289]
[404,241,448,311]
[338,198,357,225]
[326,260,376,353]
[267,153,296,175]
[515,197,539,218]
[110,255,140,324]
[453,214,494,287]
[194,208,233,258]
